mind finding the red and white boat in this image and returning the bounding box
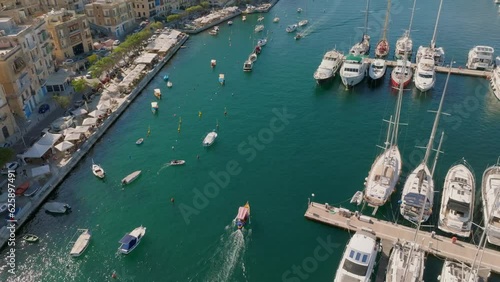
[235,202,251,230]
[390,60,413,88]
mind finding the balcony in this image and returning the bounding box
[17,72,31,93]
[13,57,26,73]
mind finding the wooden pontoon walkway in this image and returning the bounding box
[362,58,492,78]
[305,202,499,274]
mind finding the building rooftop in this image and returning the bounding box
[0,17,29,36]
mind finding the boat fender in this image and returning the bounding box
[171,198,175,203]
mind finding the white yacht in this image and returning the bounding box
[414,51,436,92]
[273,17,279,23]
[368,59,386,82]
[415,0,445,66]
[203,131,218,147]
[481,159,500,246]
[364,62,406,207]
[254,25,264,33]
[340,55,369,88]
[313,49,343,83]
[466,46,495,70]
[390,59,413,88]
[298,19,308,27]
[394,0,417,59]
[490,66,500,100]
[438,260,479,282]
[438,160,475,237]
[401,64,452,223]
[386,241,425,282]
[286,24,297,33]
[333,230,379,282]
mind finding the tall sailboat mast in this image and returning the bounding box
[422,62,452,166]
[363,0,370,35]
[431,131,445,176]
[430,0,444,49]
[390,56,407,146]
[381,0,391,40]
[407,0,417,37]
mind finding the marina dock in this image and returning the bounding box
[305,202,498,275]
[364,58,492,78]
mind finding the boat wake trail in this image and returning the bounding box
[156,163,171,174]
[206,229,248,282]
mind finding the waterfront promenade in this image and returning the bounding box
[305,202,500,274]
[0,32,189,250]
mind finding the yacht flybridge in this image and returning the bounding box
[481,158,500,246]
[466,46,495,70]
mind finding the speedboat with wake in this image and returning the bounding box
[235,201,250,229]
[313,49,343,83]
[170,160,185,166]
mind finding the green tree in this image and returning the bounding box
[186,5,203,13]
[71,78,87,92]
[150,21,163,30]
[52,95,71,109]
[87,54,98,65]
[200,1,210,8]
[0,148,14,168]
[167,14,181,22]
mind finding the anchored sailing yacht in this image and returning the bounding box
[491,66,500,100]
[438,260,479,282]
[466,46,495,70]
[364,58,407,207]
[313,49,343,83]
[416,0,445,66]
[386,241,425,282]
[350,0,371,56]
[481,159,500,246]
[438,159,475,237]
[400,64,452,223]
[394,0,416,59]
[334,230,379,282]
[414,51,436,92]
[340,55,369,88]
[375,0,391,58]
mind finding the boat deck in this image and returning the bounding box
[363,58,492,78]
[305,202,499,274]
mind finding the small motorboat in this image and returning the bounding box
[350,191,363,206]
[235,202,251,229]
[249,53,257,62]
[15,181,30,196]
[70,229,91,257]
[23,234,39,243]
[24,185,41,197]
[297,8,303,13]
[170,160,185,166]
[294,33,303,40]
[286,24,298,33]
[0,203,7,213]
[242,15,247,21]
[211,59,217,68]
[227,20,233,25]
[167,81,173,88]
[208,29,218,36]
[254,25,264,33]
[163,75,169,81]
[273,17,280,23]
[254,45,262,54]
[203,131,218,147]
[118,226,146,254]
[257,16,264,22]
[43,202,71,214]
[243,60,253,71]
[122,170,142,185]
[218,74,225,85]
[136,138,144,145]
[298,19,308,27]
[154,88,161,99]
[257,38,267,47]
[92,160,105,179]
[151,102,158,114]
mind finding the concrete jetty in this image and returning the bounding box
[305,202,498,275]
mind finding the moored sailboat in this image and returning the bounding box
[390,59,413,88]
[363,56,407,207]
[386,241,425,282]
[349,0,371,56]
[375,0,391,58]
[415,0,445,66]
[394,0,416,59]
[438,159,475,237]
[400,63,453,223]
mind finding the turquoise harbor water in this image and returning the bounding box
[3,0,500,281]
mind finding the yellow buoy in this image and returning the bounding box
[199,111,202,118]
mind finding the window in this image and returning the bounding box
[349,250,355,259]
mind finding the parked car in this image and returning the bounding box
[113,40,121,46]
[38,103,50,114]
[1,162,19,175]
[0,141,11,148]
[85,71,93,79]
[74,100,85,108]
[63,59,74,65]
